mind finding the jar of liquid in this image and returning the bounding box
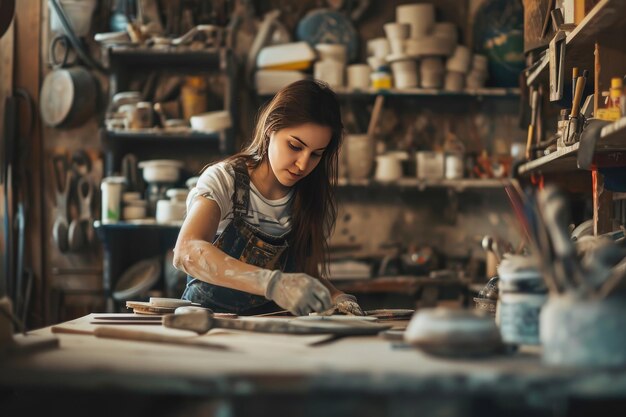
[371,66,392,90]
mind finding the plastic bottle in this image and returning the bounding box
[609,77,622,114]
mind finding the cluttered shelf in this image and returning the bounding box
[517,118,626,175]
[106,45,223,67]
[260,87,520,99]
[337,177,510,190]
[102,128,223,143]
[334,87,520,98]
[526,0,625,86]
[94,220,181,231]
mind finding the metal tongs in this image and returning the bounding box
[171,25,223,46]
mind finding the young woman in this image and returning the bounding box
[173,79,363,316]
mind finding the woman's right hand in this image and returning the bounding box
[264,270,332,316]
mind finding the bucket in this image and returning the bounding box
[50,0,97,37]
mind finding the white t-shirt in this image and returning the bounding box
[186,162,294,237]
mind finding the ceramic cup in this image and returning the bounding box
[433,22,458,44]
[314,60,345,88]
[444,71,465,92]
[347,64,371,90]
[367,37,391,58]
[391,59,418,89]
[383,22,411,40]
[396,3,435,39]
[315,43,347,64]
[446,45,472,73]
[345,134,375,180]
[375,154,403,182]
[420,57,444,88]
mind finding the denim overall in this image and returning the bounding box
[181,158,295,315]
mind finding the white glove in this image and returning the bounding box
[333,293,364,316]
[264,270,333,316]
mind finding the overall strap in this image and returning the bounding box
[231,158,250,217]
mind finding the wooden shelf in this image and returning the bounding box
[517,119,626,176]
[103,128,222,143]
[526,0,626,87]
[259,87,520,99]
[333,87,521,98]
[94,221,181,231]
[338,177,510,190]
[107,46,223,68]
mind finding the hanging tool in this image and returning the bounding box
[525,87,538,160]
[563,69,588,146]
[51,154,72,253]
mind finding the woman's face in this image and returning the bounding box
[267,122,332,187]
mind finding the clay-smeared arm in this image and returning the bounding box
[173,197,331,314]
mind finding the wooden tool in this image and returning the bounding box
[164,311,391,336]
[92,327,230,350]
[367,94,384,136]
[525,88,538,160]
[563,70,587,145]
[51,324,231,351]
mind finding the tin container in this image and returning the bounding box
[496,255,546,346]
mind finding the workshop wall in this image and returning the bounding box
[37,0,526,322]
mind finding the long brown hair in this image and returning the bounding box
[225,79,343,278]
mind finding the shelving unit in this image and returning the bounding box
[96,45,238,311]
[526,0,625,87]
[102,45,237,176]
[517,120,626,176]
[520,0,626,235]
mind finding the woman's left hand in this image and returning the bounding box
[333,293,364,316]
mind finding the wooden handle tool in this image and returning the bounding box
[572,67,579,100]
[571,72,587,118]
[525,89,538,160]
[93,326,230,350]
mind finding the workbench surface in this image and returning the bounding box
[1,314,626,416]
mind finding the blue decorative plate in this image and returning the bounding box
[296,8,359,63]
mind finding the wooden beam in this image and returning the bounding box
[14,0,43,327]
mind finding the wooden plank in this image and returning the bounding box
[14,0,43,327]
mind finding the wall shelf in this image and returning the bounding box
[260,87,520,99]
[106,46,223,68]
[517,120,626,176]
[526,0,625,87]
[338,177,510,190]
[333,87,521,98]
[102,128,223,144]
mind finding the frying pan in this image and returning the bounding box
[0,0,15,38]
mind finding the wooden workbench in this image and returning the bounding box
[1,313,626,417]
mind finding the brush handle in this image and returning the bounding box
[571,75,586,117]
